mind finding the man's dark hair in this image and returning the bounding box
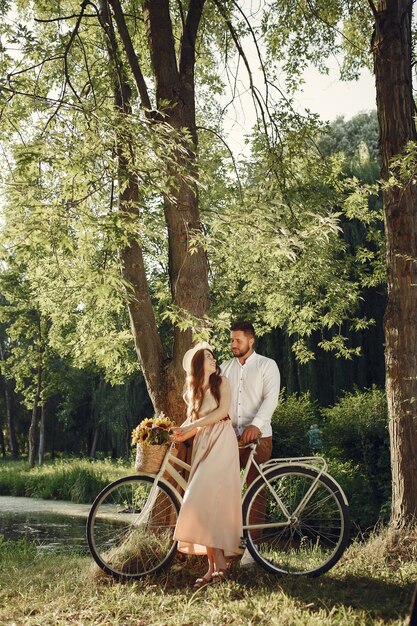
[230,320,255,338]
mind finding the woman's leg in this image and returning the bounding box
[193,547,228,587]
[212,547,227,573]
[206,547,216,577]
[193,547,215,587]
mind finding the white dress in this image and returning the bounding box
[174,386,243,556]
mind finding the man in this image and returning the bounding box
[221,320,280,470]
[221,320,280,564]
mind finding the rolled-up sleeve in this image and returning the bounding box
[251,360,280,432]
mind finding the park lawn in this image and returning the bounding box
[0,529,416,626]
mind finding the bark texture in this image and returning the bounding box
[99,0,209,423]
[0,339,18,458]
[372,0,417,525]
[38,402,46,465]
[28,362,42,468]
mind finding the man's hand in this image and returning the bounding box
[240,425,261,445]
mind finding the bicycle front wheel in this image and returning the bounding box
[242,465,349,576]
[87,475,180,580]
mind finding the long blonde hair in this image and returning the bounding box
[184,348,221,421]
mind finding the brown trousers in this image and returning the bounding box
[239,436,272,542]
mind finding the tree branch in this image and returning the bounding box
[62,1,90,106]
[34,13,98,22]
[179,0,206,77]
[0,85,84,111]
[143,0,180,103]
[211,0,270,140]
[196,124,243,197]
[367,0,379,21]
[108,0,153,110]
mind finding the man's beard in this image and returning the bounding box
[232,345,250,358]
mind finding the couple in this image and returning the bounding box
[172,321,280,588]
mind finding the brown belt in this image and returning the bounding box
[221,415,230,422]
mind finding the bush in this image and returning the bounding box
[321,386,390,520]
[0,458,129,504]
[271,387,391,530]
[321,386,388,464]
[326,457,383,531]
[271,391,319,457]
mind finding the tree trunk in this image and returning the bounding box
[0,339,18,458]
[89,427,99,458]
[98,0,210,424]
[145,0,210,420]
[28,363,42,468]
[0,426,5,458]
[372,0,417,526]
[38,402,46,465]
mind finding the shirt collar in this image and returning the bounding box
[236,350,257,366]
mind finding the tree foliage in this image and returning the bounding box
[0,2,388,470]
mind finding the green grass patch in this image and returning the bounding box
[0,528,416,625]
[0,457,132,504]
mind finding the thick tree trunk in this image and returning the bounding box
[144,0,209,420]
[372,0,417,526]
[99,0,210,424]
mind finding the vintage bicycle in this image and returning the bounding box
[86,440,349,580]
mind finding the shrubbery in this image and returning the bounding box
[1,388,391,530]
[271,391,318,458]
[0,458,129,503]
[271,387,390,530]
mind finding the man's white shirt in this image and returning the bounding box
[221,351,280,438]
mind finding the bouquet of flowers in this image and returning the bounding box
[131,414,176,446]
[132,414,176,473]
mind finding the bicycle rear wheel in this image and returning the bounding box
[242,465,349,576]
[87,475,180,580]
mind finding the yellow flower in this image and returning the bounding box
[132,415,175,446]
[131,427,141,445]
[139,430,151,444]
[154,416,175,430]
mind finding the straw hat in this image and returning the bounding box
[182,341,213,373]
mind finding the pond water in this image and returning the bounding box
[0,496,91,553]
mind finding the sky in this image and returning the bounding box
[220,51,377,156]
[294,64,376,121]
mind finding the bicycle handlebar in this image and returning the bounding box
[237,437,260,449]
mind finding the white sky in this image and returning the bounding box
[294,64,376,121]
[223,59,376,155]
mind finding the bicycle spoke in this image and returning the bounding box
[87,475,179,579]
[243,466,349,576]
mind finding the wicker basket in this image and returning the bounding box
[135,443,169,474]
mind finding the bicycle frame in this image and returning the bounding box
[88,440,350,579]
[242,444,348,529]
[135,440,348,533]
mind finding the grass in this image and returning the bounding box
[0,528,416,625]
[0,457,131,503]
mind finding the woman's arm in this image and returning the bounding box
[171,377,231,443]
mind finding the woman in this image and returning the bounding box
[172,342,243,588]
